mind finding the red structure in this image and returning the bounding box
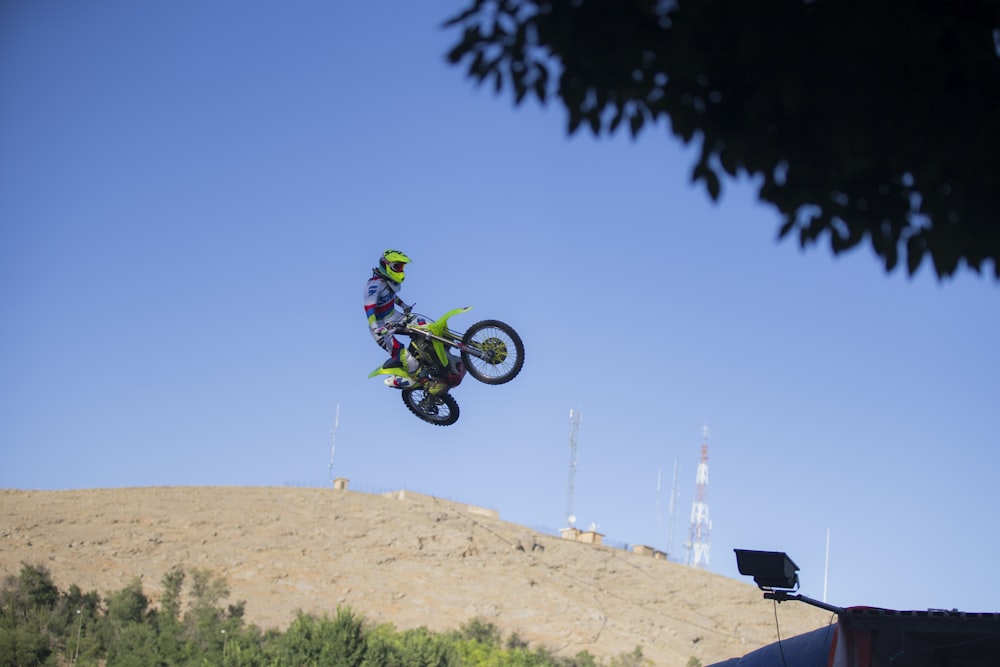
[686,427,711,569]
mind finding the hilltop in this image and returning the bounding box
[0,486,832,665]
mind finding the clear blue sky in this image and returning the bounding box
[3,1,998,616]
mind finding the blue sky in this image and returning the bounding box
[3,1,998,617]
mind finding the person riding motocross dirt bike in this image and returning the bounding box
[364,249,423,388]
[363,249,524,426]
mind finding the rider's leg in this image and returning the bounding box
[379,337,421,390]
[399,344,421,375]
[378,336,421,376]
[375,333,405,369]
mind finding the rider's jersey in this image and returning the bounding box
[364,272,405,335]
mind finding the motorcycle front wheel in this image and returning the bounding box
[402,388,460,426]
[461,319,524,385]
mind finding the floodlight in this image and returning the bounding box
[734,549,800,591]
[733,548,844,615]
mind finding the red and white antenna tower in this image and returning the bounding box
[685,426,712,569]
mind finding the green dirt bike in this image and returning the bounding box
[369,306,524,426]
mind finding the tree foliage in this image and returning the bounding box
[0,563,59,621]
[106,578,149,626]
[443,0,1000,279]
[0,564,97,667]
[0,565,645,666]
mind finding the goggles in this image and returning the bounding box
[388,261,406,273]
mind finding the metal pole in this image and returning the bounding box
[823,527,831,603]
[763,590,845,616]
[73,609,82,664]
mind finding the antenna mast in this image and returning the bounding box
[328,404,340,482]
[566,409,581,526]
[656,467,662,548]
[667,459,679,559]
[685,426,712,569]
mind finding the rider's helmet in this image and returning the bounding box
[376,249,411,291]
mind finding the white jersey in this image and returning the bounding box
[364,271,414,361]
[364,273,405,332]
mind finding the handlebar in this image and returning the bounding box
[375,311,427,338]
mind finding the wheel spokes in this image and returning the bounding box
[468,328,519,378]
[406,389,456,424]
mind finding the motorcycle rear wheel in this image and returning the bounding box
[401,388,460,426]
[461,319,524,385]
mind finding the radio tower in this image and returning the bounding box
[667,459,679,559]
[328,404,340,482]
[685,426,712,569]
[565,409,581,527]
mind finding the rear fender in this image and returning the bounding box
[368,365,414,380]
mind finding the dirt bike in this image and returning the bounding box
[368,306,524,426]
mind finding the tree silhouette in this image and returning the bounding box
[444,0,1000,279]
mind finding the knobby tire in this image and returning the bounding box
[460,319,524,385]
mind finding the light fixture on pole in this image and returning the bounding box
[734,549,844,615]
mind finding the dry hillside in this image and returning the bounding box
[0,486,833,665]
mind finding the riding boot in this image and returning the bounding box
[400,347,422,376]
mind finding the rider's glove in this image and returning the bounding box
[376,318,406,338]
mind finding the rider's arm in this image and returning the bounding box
[394,296,412,313]
[364,280,384,333]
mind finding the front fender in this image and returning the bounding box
[414,307,471,366]
[423,306,472,336]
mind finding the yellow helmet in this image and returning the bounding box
[377,249,411,287]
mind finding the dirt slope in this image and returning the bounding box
[0,487,832,665]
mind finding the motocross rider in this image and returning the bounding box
[364,249,423,389]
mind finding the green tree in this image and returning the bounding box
[565,651,600,667]
[328,606,368,667]
[0,568,691,667]
[219,627,267,667]
[106,579,149,625]
[60,586,102,666]
[360,625,404,667]
[267,608,367,667]
[395,626,456,667]
[63,584,101,620]
[105,622,162,667]
[444,0,1000,279]
[158,566,184,626]
[0,564,62,667]
[0,625,51,667]
[506,631,529,651]
[183,567,230,658]
[0,563,59,621]
[457,617,503,647]
[154,567,184,664]
[101,579,160,667]
[609,646,647,667]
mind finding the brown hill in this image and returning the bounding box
[0,486,832,665]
